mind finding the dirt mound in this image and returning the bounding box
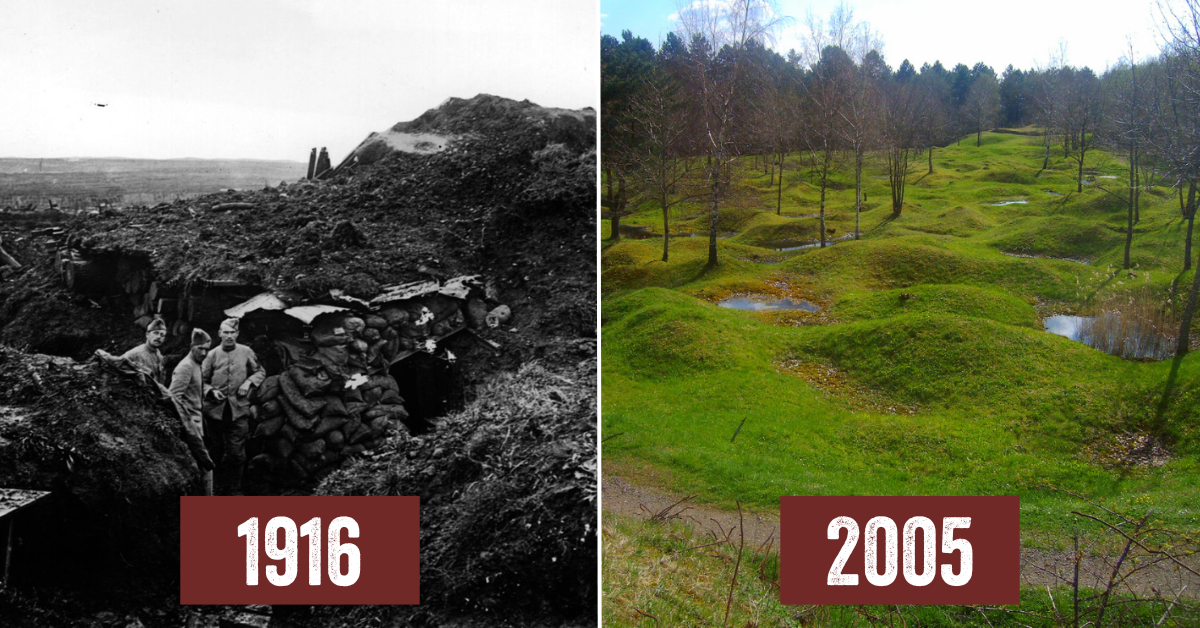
[0,347,198,606]
[303,358,596,625]
[0,94,596,626]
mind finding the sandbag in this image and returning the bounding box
[254,416,284,438]
[261,399,282,418]
[280,394,320,430]
[343,387,364,404]
[368,416,391,434]
[349,422,374,445]
[275,437,295,459]
[297,439,326,459]
[369,374,399,394]
[316,345,349,368]
[380,306,408,326]
[343,317,366,336]
[363,328,381,342]
[380,389,404,406]
[323,396,348,418]
[365,315,388,329]
[313,416,348,437]
[363,387,383,405]
[312,325,348,347]
[277,374,324,417]
[326,430,345,449]
[256,375,281,402]
[289,364,333,397]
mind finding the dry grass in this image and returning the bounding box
[1078,287,1177,360]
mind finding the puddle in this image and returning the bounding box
[719,296,821,312]
[1046,190,1063,196]
[1003,251,1090,264]
[990,200,1028,206]
[616,224,659,239]
[1045,315,1089,340]
[767,234,855,251]
[1044,314,1172,360]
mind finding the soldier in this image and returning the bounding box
[202,317,265,496]
[121,317,167,385]
[170,328,214,496]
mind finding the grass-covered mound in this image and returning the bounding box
[602,129,1200,537]
[829,284,1040,327]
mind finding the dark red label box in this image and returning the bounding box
[181,496,419,605]
[780,496,1019,605]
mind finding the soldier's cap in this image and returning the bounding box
[191,328,212,347]
[147,318,167,333]
[220,317,240,333]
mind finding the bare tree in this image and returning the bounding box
[882,72,926,216]
[625,70,698,262]
[964,70,1000,147]
[799,45,853,246]
[1058,67,1102,193]
[675,0,788,268]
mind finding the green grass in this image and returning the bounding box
[602,130,1200,539]
[604,512,1192,628]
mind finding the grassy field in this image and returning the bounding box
[603,512,1186,627]
[602,129,1200,541]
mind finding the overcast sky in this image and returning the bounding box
[0,0,598,161]
[603,0,1165,75]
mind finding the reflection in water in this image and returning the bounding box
[990,200,1028,206]
[719,297,821,312]
[1044,314,1173,360]
[1044,315,1088,340]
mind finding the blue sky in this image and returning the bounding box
[602,0,1163,74]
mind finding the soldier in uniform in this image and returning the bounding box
[170,328,214,495]
[202,317,265,495]
[120,318,167,385]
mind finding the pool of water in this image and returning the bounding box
[719,296,821,312]
[767,235,855,251]
[990,200,1029,206]
[1045,315,1089,340]
[1044,314,1172,359]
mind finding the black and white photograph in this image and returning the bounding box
[0,1,598,626]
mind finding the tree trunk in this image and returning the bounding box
[776,151,784,216]
[976,127,982,147]
[1042,141,1050,171]
[1177,258,1200,355]
[855,142,863,240]
[1077,148,1085,193]
[662,198,670,263]
[1134,157,1141,224]
[605,166,613,204]
[707,156,721,268]
[1185,181,1197,272]
[819,162,828,248]
[928,146,934,174]
[1123,141,1133,269]
[610,176,626,242]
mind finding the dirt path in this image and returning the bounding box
[602,473,1200,599]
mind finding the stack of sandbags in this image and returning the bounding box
[247,359,408,484]
[368,295,467,362]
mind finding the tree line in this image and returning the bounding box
[602,0,1200,354]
